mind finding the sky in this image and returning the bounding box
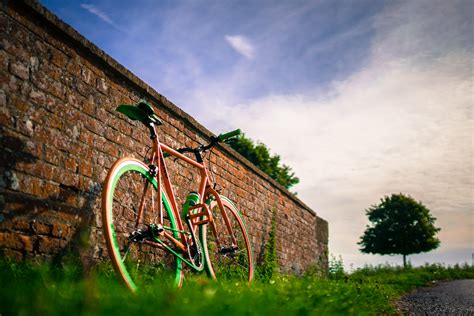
[40,0,473,269]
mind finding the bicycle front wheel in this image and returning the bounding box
[102,158,183,292]
[201,195,254,283]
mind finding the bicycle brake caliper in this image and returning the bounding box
[148,164,157,177]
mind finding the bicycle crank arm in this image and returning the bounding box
[162,230,187,253]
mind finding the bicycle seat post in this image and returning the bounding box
[147,122,157,140]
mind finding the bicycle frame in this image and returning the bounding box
[137,125,237,264]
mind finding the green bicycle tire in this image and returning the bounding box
[102,158,183,292]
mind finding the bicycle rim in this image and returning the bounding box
[102,158,183,292]
[201,196,254,283]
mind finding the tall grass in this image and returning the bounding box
[0,257,472,315]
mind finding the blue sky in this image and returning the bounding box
[42,0,386,105]
[40,0,473,269]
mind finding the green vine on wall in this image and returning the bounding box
[257,208,278,282]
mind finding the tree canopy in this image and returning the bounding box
[358,193,440,267]
[229,134,299,189]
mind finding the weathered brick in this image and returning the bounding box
[75,80,93,97]
[69,142,92,160]
[64,157,78,172]
[79,128,94,146]
[85,115,105,135]
[29,56,39,72]
[66,60,81,77]
[47,114,63,129]
[103,141,119,158]
[43,63,61,81]
[10,61,29,80]
[96,78,108,94]
[32,221,52,235]
[37,236,67,253]
[51,166,79,188]
[29,88,45,105]
[45,79,65,100]
[44,145,61,166]
[12,219,31,232]
[0,232,34,251]
[50,48,68,68]
[52,223,72,239]
[22,176,43,197]
[79,160,93,177]
[44,182,60,199]
[4,41,31,62]
[81,67,93,84]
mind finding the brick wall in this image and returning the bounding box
[0,1,328,273]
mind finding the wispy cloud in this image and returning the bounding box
[219,51,472,265]
[225,35,255,59]
[80,3,122,31]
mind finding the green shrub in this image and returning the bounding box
[328,255,345,280]
[230,134,299,189]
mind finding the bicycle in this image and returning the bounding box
[101,100,254,292]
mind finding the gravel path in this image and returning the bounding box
[399,279,474,315]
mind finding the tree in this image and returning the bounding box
[229,133,299,189]
[358,193,440,268]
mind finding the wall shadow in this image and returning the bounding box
[1,133,101,271]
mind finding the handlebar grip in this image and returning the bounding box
[217,129,241,142]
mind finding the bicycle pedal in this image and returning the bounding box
[218,245,238,254]
[129,228,150,242]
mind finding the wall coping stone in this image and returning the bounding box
[9,0,320,218]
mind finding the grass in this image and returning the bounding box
[0,257,472,315]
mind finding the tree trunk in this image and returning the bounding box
[403,254,406,268]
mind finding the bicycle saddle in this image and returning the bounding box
[116,100,163,125]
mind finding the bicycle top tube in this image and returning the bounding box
[161,130,241,164]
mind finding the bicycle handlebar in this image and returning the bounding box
[169,129,241,158]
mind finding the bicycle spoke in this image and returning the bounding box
[122,241,132,262]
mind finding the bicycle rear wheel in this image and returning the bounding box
[102,158,183,292]
[201,195,254,283]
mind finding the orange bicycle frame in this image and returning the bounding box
[136,124,237,252]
